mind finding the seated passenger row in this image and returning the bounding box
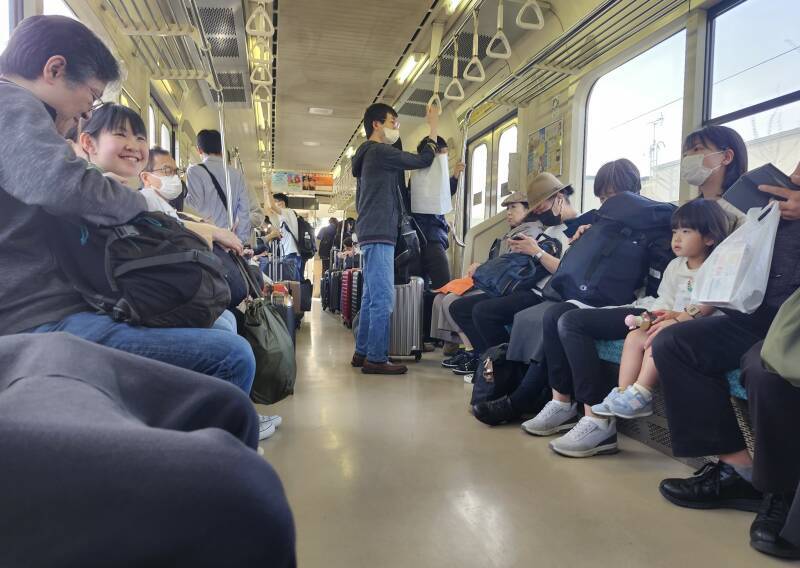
[431,125,800,560]
[0,15,296,565]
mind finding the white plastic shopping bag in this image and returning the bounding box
[691,203,781,313]
[409,154,452,215]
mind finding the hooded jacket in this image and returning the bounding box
[352,139,437,246]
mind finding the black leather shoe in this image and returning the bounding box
[659,461,762,512]
[442,350,468,368]
[453,355,479,376]
[751,493,800,559]
[472,395,520,426]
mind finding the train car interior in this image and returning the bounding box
[1,0,799,566]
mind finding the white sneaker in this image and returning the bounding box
[464,373,473,384]
[549,416,619,458]
[258,414,278,440]
[521,400,579,436]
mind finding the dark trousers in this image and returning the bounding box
[510,360,552,413]
[449,289,542,355]
[742,342,800,494]
[410,242,451,290]
[557,306,645,404]
[321,256,330,273]
[651,316,764,457]
[0,333,296,568]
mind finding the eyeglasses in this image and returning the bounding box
[89,88,106,112]
[149,166,185,177]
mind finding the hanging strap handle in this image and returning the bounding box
[427,61,443,115]
[516,0,545,30]
[252,83,272,102]
[245,2,275,37]
[250,63,273,86]
[444,35,465,101]
[463,11,486,82]
[251,37,271,65]
[486,0,512,60]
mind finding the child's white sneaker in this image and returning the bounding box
[591,387,625,417]
[606,385,653,419]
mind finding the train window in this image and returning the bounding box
[0,1,9,53]
[160,123,171,153]
[147,106,156,148]
[583,31,686,211]
[708,0,800,121]
[470,144,488,227]
[42,0,77,19]
[495,125,518,211]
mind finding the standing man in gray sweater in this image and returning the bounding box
[0,16,255,394]
[349,103,439,374]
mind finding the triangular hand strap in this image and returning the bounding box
[516,0,545,30]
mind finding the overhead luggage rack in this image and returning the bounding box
[483,0,688,107]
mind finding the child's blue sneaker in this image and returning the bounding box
[591,387,625,417]
[606,385,653,419]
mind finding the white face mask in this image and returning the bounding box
[152,174,183,200]
[383,126,400,145]
[680,151,724,187]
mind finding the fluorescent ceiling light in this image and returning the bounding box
[333,164,342,178]
[396,53,427,84]
[345,146,355,159]
[359,125,366,137]
[303,141,320,147]
[309,107,334,116]
[258,140,266,153]
[255,103,266,131]
[447,0,465,13]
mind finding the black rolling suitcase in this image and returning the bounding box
[330,270,342,313]
[351,269,363,317]
[321,271,331,311]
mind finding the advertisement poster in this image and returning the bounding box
[272,171,333,193]
[527,120,563,181]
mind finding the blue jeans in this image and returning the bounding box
[29,312,256,394]
[355,243,395,363]
[212,310,238,334]
[283,253,302,282]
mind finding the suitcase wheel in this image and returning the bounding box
[413,351,422,362]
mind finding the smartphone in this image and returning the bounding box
[724,163,800,213]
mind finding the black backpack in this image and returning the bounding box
[545,192,675,307]
[52,211,231,328]
[296,217,317,260]
[470,343,528,406]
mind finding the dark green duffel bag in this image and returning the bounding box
[761,287,800,387]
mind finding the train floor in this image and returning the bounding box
[257,300,781,568]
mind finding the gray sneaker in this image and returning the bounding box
[258,414,279,440]
[549,416,619,458]
[521,400,579,436]
[591,387,625,417]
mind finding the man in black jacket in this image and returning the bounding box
[350,103,438,374]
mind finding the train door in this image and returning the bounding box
[466,116,518,231]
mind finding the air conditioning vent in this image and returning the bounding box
[198,7,236,36]
[217,72,245,89]
[212,89,248,104]
[398,102,428,118]
[432,33,493,77]
[406,88,434,104]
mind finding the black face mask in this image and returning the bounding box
[538,196,564,226]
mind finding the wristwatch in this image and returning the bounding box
[534,251,544,260]
[684,304,702,319]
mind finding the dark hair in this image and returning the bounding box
[273,192,289,206]
[671,199,730,251]
[0,16,119,84]
[363,103,397,138]
[593,158,641,198]
[81,103,146,140]
[559,185,575,201]
[683,125,748,191]
[343,237,353,248]
[64,123,79,143]
[197,129,222,155]
[329,217,338,225]
[144,146,172,173]
[416,136,447,154]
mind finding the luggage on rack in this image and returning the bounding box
[341,269,356,327]
[389,276,425,360]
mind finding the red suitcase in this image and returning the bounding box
[341,268,355,327]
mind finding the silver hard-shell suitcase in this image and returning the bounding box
[389,276,425,361]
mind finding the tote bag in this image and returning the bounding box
[691,204,780,313]
[409,154,452,215]
[761,287,800,387]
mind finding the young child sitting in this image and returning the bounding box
[592,199,731,419]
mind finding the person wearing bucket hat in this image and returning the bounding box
[446,176,578,378]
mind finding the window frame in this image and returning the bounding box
[703,0,800,126]
[572,18,688,211]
